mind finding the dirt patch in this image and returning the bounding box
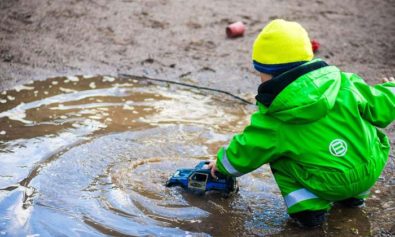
[1,0,394,94]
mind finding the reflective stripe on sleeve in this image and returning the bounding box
[221,147,243,177]
[284,188,319,208]
[389,87,395,94]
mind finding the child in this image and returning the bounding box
[208,19,395,227]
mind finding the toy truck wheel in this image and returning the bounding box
[165,180,178,187]
[227,178,238,192]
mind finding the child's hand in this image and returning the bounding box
[382,76,394,83]
[207,160,218,179]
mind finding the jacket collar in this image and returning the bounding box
[255,60,329,107]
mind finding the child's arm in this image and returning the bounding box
[350,74,395,128]
[214,112,280,177]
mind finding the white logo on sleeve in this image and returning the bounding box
[329,139,347,157]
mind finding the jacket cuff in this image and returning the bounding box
[382,82,395,94]
[216,147,230,176]
[216,147,243,177]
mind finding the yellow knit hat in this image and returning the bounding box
[252,19,313,66]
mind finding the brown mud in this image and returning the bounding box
[0,0,394,236]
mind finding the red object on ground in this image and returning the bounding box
[226,21,246,38]
[311,39,320,52]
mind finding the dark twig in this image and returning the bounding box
[118,74,254,105]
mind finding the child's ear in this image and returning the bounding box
[260,73,273,83]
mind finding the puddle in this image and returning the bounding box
[0,76,386,236]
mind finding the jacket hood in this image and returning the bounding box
[256,59,341,123]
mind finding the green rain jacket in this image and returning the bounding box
[216,59,395,196]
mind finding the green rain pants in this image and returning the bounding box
[269,155,387,214]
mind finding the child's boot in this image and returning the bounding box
[337,198,365,208]
[290,210,326,228]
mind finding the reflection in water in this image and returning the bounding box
[0,76,374,236]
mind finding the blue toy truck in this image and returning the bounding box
[165,161,238,195]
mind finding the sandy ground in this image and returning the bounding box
[1,0,395,94]
[0,0,394,235]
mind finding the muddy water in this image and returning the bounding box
[0,76,382,236]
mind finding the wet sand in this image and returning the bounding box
[1,0,395,93]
